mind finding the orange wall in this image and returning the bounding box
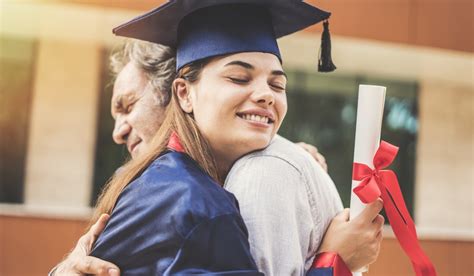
[310,0,473,53]
[1,215,473,276]
[0,215,88,276]
[42,0,473,53]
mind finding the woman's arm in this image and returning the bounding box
[90,152,262,275]
[226,154,383,275]
[313,201,384,272]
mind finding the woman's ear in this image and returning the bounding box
[173,78,193,113]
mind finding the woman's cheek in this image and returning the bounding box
[276,94,288,124]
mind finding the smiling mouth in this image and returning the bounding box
[236,113,274,124]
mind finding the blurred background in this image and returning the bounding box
[0,0,472,275]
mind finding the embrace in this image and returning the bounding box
[52,1,383,275]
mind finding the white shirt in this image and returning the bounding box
[224,135,343,276]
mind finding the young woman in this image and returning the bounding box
[86,1,383,275]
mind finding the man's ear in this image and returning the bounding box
[173,78,193,113]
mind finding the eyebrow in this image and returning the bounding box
[111,96,123,118]
[271,70,287,80]
[224,60,287,80]
[111,93,135,118]
[224,60,254,69]
[113,96,124,110]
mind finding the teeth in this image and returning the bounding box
[241,114,270,124]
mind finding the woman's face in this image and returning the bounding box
[185,52,288,166]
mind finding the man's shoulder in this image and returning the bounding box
[234,135,315,172]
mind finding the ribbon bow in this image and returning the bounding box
[352,141,437,276]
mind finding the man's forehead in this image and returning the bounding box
[112,63,148,101]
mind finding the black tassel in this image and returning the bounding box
[318,20,337,72]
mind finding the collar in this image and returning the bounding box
[167,131,185,153]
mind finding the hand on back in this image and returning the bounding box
[53,214,120,276]
[296,142,328,172]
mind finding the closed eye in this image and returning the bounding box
[270,83,286,91]
[125,103,135,113]
[124,98,139,114]
[228,77,249,84]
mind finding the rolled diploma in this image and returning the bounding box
[350,85,386,275]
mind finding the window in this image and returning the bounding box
[280,69,418,217]
[0,37,37,203]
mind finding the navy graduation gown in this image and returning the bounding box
[90,151,262,275]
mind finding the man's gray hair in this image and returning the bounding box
[110,39,176,106]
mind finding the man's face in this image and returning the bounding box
[111,62,166,159]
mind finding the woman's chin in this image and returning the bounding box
[244,136,273,152]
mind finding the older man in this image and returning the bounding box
[52,40,383,276]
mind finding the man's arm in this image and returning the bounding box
[50,214,120,276]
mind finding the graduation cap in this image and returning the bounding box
[113,0,336,72]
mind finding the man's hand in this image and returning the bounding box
[53,214,120,276]
[318,199,384,271]
[296,142,328,172]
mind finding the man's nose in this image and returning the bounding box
[112,120,131,145]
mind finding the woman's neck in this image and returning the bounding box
[213,151,236,185]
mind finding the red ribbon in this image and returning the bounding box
[310,252,352,276]
[353,141,437,276]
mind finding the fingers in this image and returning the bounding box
[75,233,93,256]
[297,142,316,158]
[74,213,110,255]
[315,152,328,172]
[357,199,384,223]
[91,214,110,240]
[54,214,117,276]
[334,208,350,222]
[376,228,383,242]
[373,214,385,227]
[372,214,385,236]
[374,230,383,260]
[296,142,328,172]
[73,256,120,276]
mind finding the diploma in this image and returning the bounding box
[350,85,386,275]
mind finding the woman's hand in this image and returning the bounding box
[52,214,120,276]
[296,142,328,172]
[318,199,384,271]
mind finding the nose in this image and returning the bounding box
[112,118,131,145]
[251,81,274,106]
